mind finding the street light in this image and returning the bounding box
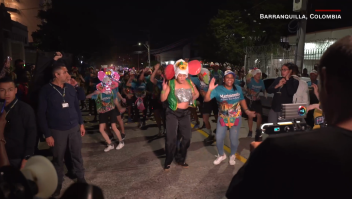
[138,42,150,67]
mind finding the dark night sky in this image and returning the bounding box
[54,0,352,51]
[54,0,227,50]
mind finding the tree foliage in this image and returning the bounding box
[197,0,292,65]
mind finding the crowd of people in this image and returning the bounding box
[0,39,343,198]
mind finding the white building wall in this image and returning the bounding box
[158,49,183,64]
[2,0,45,42]
[287,27,352,44]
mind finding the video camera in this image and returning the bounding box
[261,103,309,141]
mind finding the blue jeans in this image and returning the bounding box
[216,117,242,156]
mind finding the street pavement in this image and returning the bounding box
[39,111,257,199]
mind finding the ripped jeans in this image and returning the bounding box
[216,117,242,156]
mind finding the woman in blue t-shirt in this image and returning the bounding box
[204,70,256,166]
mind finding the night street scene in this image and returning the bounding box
[1,0,352,198]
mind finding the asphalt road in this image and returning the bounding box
[38,110,256,199]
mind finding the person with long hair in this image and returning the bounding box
[161,59,199,171]
[204,70,255,165]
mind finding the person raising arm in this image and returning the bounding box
[204,70,255,166]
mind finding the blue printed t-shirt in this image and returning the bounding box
[210,70,223,85]
[210,85,244,127]
[131,80,146,98]
[307,80,318,87]
[112,88,120,102]
[199,81,208,100]
[92,91,117,114]
[235,79,241,86]
[189,76,201,91]
[245,77,265,101]
[200,81,209,92]
[145,75,154,93]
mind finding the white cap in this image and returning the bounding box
[174,59,189,78]
[310,70,318,74]
[224,70,236,77]
[251,68,262,76]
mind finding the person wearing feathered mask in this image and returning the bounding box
[86,68,125,152]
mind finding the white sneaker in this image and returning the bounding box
[104,144,114,152]
[116,141,124,150]
[213,154,227,165]
[229,155,236,165]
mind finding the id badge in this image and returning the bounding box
[62,103,69,108]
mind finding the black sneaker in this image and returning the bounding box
[121,133,126,140]
[178,162,189,168]
[255,129,262,142]
[164,165,171,171]
[52,184,62,197]
[65,170,76,180]
[204,135,216,144]
[248,131,253,137]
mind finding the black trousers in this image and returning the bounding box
[88,99,97,116]
[164,108,191,167]
[211,98,219,116]
[51,125,85,184]
[64,146,73,172]
[9,159,22,169]
[146,94,152,116]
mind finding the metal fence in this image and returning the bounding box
[245,44,296,77]
[244,39,336,77]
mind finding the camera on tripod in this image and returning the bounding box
[261,103,309,141]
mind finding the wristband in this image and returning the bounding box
[161,90,165,94]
